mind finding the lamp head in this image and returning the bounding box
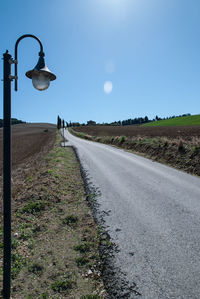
[26,52,56,91]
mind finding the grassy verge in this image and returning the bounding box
[70,129,200,177]
[0,133,106,298]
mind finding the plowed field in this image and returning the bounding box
[73,125,200,140]
[0,123,56,171]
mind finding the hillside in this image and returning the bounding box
[0,118,25,127]
[143,114,200,127]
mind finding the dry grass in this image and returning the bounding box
[71,127,200,177]
[0,127,106,298]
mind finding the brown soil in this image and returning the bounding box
[73,125,200,140]
[0,124,57,214]
[0,123,56,171]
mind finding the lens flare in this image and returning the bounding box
[104,81,113,94]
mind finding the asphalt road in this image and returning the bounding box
[64,129,200,299]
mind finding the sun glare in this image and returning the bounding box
[96,0,131,20]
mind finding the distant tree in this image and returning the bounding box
[0,118,25,128]
[57,115,62,129]
[73,122,80,126]
[57,115,59,129]
[87,120,96,126]
[11,118,24,125]
[62,119,65,128]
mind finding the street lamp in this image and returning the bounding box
[2,34,56,298]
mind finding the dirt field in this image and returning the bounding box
[73,125,200,140]
[0,123,56,171]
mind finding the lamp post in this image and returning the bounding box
[2,34,56,298]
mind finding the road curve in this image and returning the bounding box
[64,129,200,299]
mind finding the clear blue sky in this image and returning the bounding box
[1,0,200,124]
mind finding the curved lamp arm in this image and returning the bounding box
[14,34,44,91]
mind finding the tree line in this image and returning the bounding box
[0,118,25,127]
[58,113,191,127]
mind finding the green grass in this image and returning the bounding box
[74,242,91,253]
[19,200,47,214]
[11,252,26,279]
[143,114,200,127]
[51,279,73,293]
[62,215,78,226]
[75,256,89,267]
[28,262,44,275]
[80,295,101,299]
[50,273,74,293]
[119,136,126,143]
